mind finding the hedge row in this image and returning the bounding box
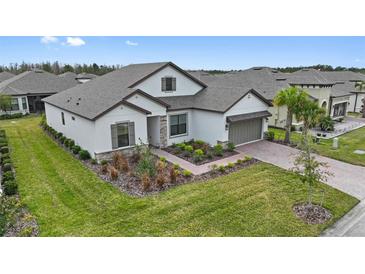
[41,123,91,160]
[0,113,28,120]
[0,129,18,196]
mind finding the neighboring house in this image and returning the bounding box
[0,71,15,83]
[0,69,79,114]
[75,73,97,83]
[43,62,272,160]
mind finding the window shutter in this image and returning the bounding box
[172,78,176,91]
[128,122,135,146]
[161,77,166,91]
[111,124,118,149]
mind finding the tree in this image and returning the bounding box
[292,132,332,205]
[355,81,365,118]
[294,99,325,135]
[0,94,12,113]
[274,86,308,143]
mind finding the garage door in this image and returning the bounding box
[228,118,262,145]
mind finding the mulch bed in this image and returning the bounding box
[293,202,332,224]
[162,146,238,165]
[42,126,259,197]
[85,157,259,197]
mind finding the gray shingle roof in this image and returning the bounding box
[0,70,79,96]
[288,69,334,85]
[43,62,176,120]
[0,71,15,82]
[76,73,97,80]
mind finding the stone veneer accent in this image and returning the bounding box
[159,115,168,148]
[94,147,135,162]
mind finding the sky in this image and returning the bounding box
[1,36,365,70]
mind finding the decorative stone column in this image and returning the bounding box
[159,115,168,148]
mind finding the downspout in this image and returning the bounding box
[329,97,333,117]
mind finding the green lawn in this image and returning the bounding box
[269,126,365,167]
[0,116,358,236]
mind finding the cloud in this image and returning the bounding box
[41,36,58,44]
[126,40,138,46]
[64,37,86,47]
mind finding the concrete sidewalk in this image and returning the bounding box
[151,148,247,175]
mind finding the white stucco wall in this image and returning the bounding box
[45,103,96,154]
[45,102,148,156]
[192,110,225,145]
[94,104,148,153]
[126,93,166,116]
[134,65,203,97]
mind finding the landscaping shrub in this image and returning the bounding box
[72,145,81,154]
[2,163,12,172]
[91,159,97,165]
[79,150,91,160]
[213,144,223,156]
[210,164,218,172]
[1,153,10,163]
[0,146,9,154]
[264,130,275,141]
[68,140,75,149]
[141,173,151,191]
[159,156,167,162]
[3,180,18,195]
[0,142,7,148]
[0,113,24,120]
[195,139,205,146]
[0,214,5,236]
[100,163,109,174]
[206,152,213,159]
[182,170,192,177]
[0,137,7,144]
[173,163,180,170]
[319,115,334,131]
[59,136,66,144]
[136,147,156,178]
[2,158,11,165]
[2,171,14,182]
[176,143,186,151]
[112,152,129,172]
[108,166,119,180]
[100,160,108,165]
[227,162,235,169]
[156,173,167,187]
[156,160,167,173]
[193,149,204,162]
[218,165,226,173]
[56,132,63,139]
[169,167,177,183]
[226,142,235,152]
[236,159,243,164]
[184,145,193,153]
[244,155,252,161]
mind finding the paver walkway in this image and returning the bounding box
[236,140,365,200]
[152,148,246,175]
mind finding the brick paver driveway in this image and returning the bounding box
[236,140,365,200]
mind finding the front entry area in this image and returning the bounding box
[147,116,161,147]
[28,95,49,113]
[228,118,262,145]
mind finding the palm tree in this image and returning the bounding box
[295,99,325,135]
[355,81,365,118]
[274,86,308,143]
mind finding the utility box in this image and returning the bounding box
[333,137,339,149]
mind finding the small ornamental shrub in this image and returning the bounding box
[91,159,97,165]
[176,143,186,151]
[173,163,180,170]
[4,180,18,195]
[169,167,177,183]
[264,130,275,141]
[193,149,204,162]
[2,163,12,172]
[156,173,167,187]
[227,162,235,169]
[100,163,108,174]
[59,136,66,144]
[68,140,75,149]
[184,145,193,153]
[112,152,129,172]
[72,145,81,154]
[109,166,119,180]
[156,160,167,173]
[2,171,14,181]
[206,152,213,159]
[182,170,192,177]
[2,158,11,165]
[213,144,223,156]
[182,150,191,157]
[141,173,151,191]
[236,159,243,165]
[195,140,205,146]
[0,142,7,148]
[56,132,63,139]
[1,153,10,163]
[159,156,167,162]
[79,150,91,160]
[136,147,156,178]
[100,160,108,165]
[0,138,7,144]
[0,146,9,154]
[244,155,252,161]
[218,165,226,173]
[226,142,235,152]
[210,164,218,172]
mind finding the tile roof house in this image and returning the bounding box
[0,70,79,114]
[43,62,272,160]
